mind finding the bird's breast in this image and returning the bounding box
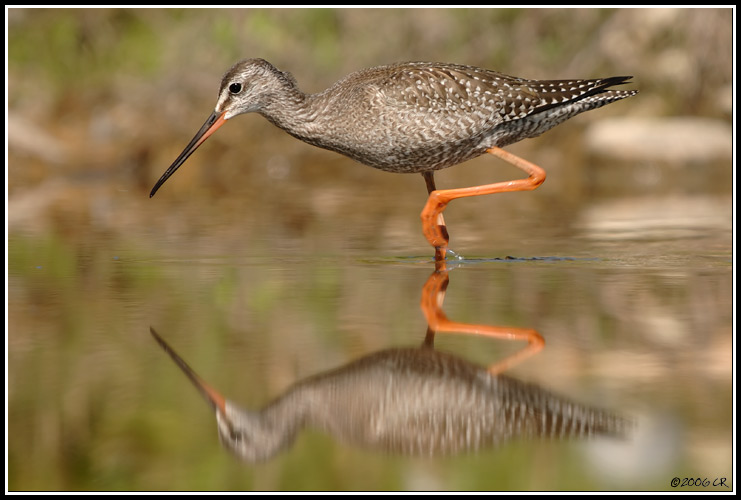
[296,106,499,173]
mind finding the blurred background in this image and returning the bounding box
[7,7,733,244]
[7,7,733,492]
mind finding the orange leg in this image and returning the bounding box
[420,263,545,375]
[420,146,547,258]
[422,172,450,262]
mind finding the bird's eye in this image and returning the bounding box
[229,82,243,94]
[229,428,249,445]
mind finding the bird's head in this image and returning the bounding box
[149,58,295,197]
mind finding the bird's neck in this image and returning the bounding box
[219,392,308,462]
[258,80,330,143]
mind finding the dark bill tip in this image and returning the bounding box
[149,327,227,414]
[149,111,228,197]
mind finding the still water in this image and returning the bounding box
[7,181,732,491]
[6,6,734,492]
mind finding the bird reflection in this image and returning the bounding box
[151,263,630,463]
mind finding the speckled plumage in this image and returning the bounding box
[151,327,630,463]
[149,58,637,255]
[216,59,638,173]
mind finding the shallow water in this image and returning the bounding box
[7,193,733,490]
[6,6,735,492]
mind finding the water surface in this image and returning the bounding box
[8,202,732,490]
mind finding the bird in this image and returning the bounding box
[150,326,630,463]
[149,265,628,463]
[149,59,638,259]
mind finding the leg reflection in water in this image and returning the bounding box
[151,264,630,463]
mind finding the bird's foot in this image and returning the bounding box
[434,246,464,264]
[434,246,447,263]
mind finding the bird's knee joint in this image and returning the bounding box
[530,171,546,188]
[427,190,447,208]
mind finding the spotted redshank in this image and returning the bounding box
[150,326,629,462]
[150,59,637,259]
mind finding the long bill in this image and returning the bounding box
[149,110,228,197]
[149,327,227,415]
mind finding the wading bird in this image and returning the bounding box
[150,59,637,260]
